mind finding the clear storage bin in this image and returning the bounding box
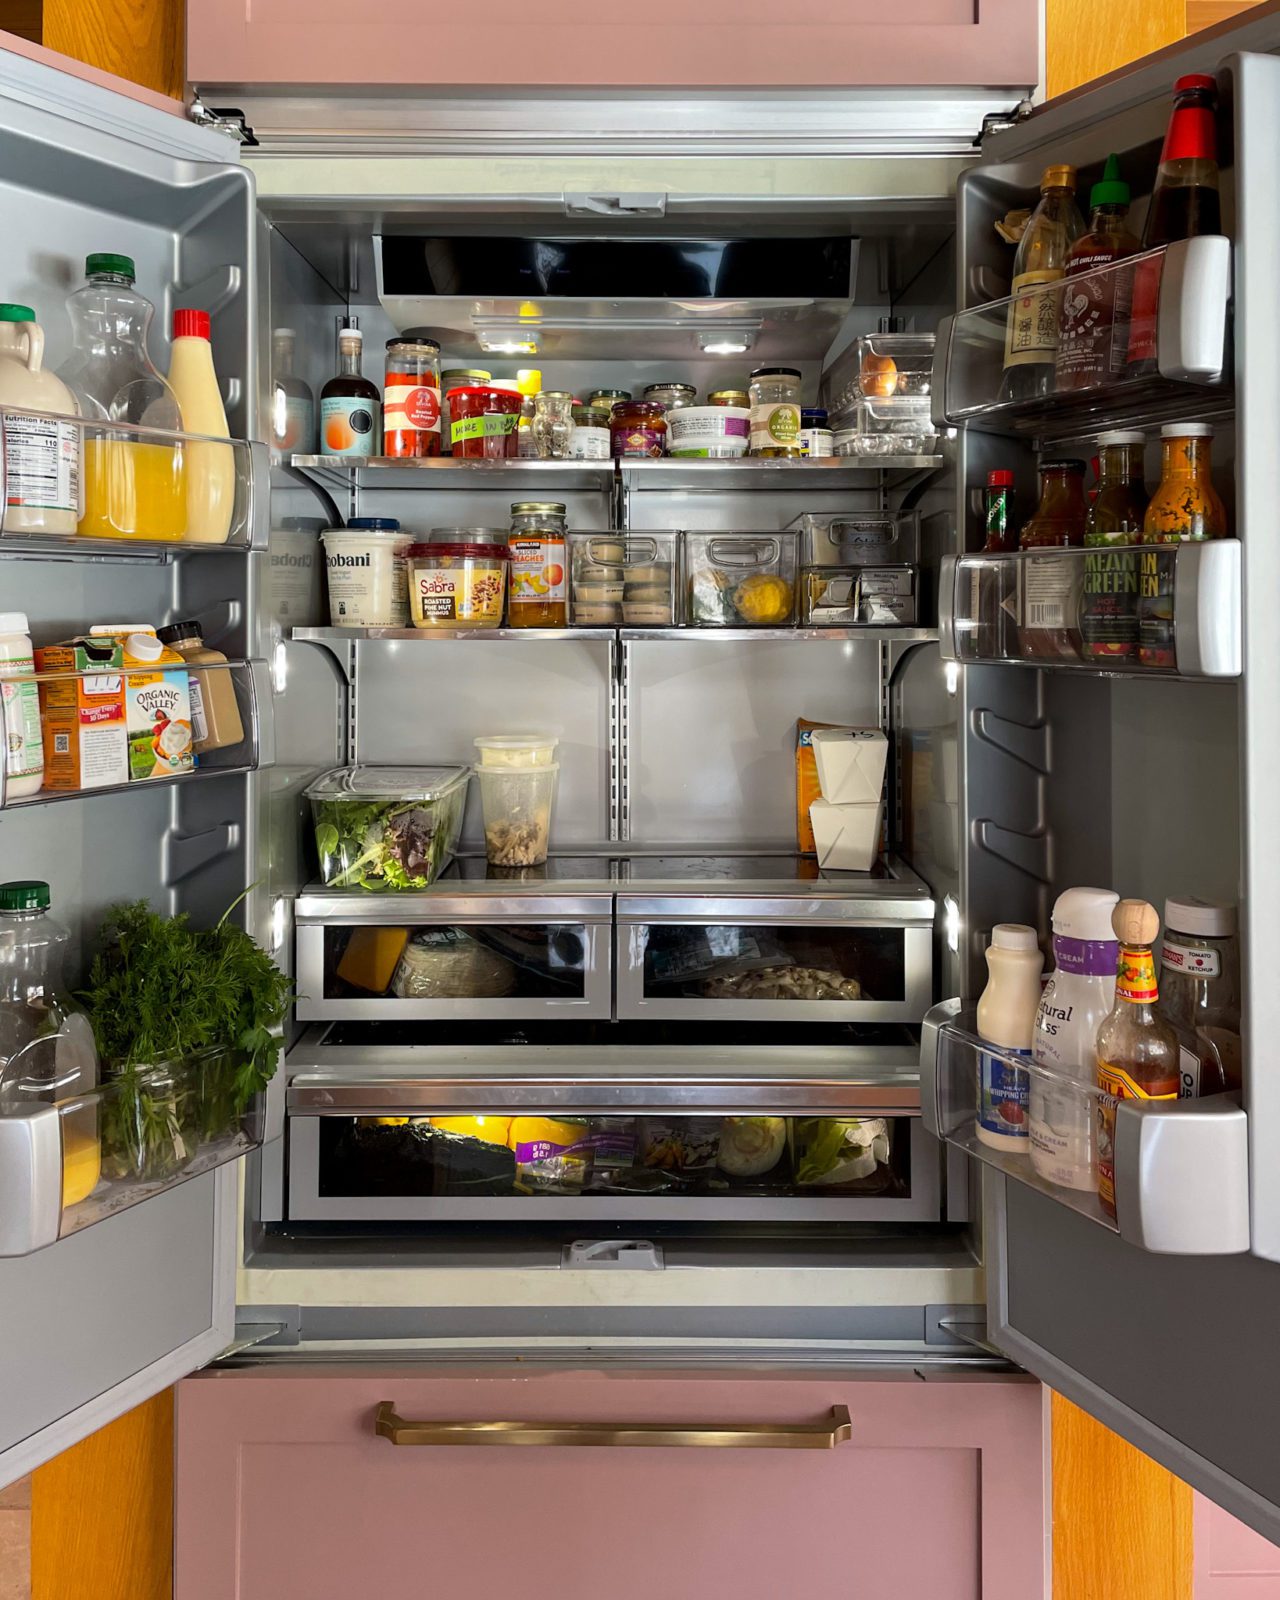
[792,510,920,569]
[306,765,470,890]
[848,396,940,457]
[853,332,936,399]
[684,533,798,628]
[571,532,680,627]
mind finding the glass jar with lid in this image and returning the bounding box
[532,391,574,459]
[383,336,441,458]
[610,401,667,459]
[508,502,569,628]
[748,367,803,457]
[440,368,491,455]
[709,389,750,408]
[569,405,611,460]
[588,388,631,411]
[643,383,697,413]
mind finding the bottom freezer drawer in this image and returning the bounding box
[287,1112,940,1223]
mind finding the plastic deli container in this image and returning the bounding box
[475,762,559,866]
[406,537,507,628]
[474,734,559,769]
[446,386,523,459]
[809,797,884,872]
[666,406,750,459]
[306,764,470,890]
[685,532,798,627]
[570,532,679,626]
[321,519,411,627]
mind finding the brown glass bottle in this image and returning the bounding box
[1080,431,1148,663]
[320,322,382,459]
[1000,165,1084,404]
[1056,155,1141,392]
[1018,459,1087,661]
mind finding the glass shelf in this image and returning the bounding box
[0,656,265,809]
[943,541,1240,679]
[0,1049,265,1257]
[0,408,265,553]
[292,625,938,645]
[934,237,1231,440]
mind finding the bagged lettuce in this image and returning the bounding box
[795,1118,891,1186]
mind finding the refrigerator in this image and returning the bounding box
[0,2,1277,1567]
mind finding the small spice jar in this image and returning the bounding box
[610,401,667,459]
[446,385,523,459]
[407,530,508,629]
[532,391,574,459]
[643,382,697,413]
[569,404,612,460]
[383,336,441,458]
[508,502,569,628]
[748,367,803,457]
[589,388,631,412]
[709,389,750,408]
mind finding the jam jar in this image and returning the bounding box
[610,401,667,460]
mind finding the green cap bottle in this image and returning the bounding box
[0,881,50,912]
[1090,154,1130,211]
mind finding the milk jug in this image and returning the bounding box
[0,304,80,535]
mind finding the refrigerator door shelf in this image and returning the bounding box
[940,540,1241,679]
[922,1000,1250,1257]
[931,237,1231,440]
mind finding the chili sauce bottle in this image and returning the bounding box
[1080,430,1148,663]
[1017,458,1088,661]
[1055,155,1141,393]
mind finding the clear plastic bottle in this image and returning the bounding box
[0,880,100,1207]
[1160,897,1241,1096]
[976,923,1044,1153]
[0,611,43,798]
[58,253,185,541]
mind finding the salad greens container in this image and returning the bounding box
[306,765,470,891]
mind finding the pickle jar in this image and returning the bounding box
[748,367,803,458]
[508,502,569,628]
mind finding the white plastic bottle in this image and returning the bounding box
[0,304,80,535]
[1030,887,1119,1189]
[976,924,1044,1152]
[167,308,234,543]
[0,611,44,798]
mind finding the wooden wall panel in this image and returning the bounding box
[1046,0,1186,98]
[42,0,182,98]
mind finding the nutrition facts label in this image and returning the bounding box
[3,413,79,511]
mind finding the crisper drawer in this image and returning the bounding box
[616,897,934,1024]
[294,893,613,1022]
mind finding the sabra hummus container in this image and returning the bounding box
[321,518,411,627]
[407,532,507,629]
[666,405,750,459]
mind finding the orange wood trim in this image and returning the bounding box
[42,0,183,100]
[1046,0,1185,98]
[1186,0,1257,32]
[30,1392,173,1600]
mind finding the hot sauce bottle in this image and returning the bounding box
[1080,430,1148,663]
[1017,458,1088,661]
[1056,155,1141,393]
[1138,422,1227,669]
[1095,899,1180,1219]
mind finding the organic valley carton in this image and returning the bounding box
[121,632,194,780]
[34,636,129,790]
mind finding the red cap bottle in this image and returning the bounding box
[173,308,212,340]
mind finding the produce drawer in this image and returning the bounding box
[616,885,934,1025]
[176,1366,1046,1600]
[294,892,613,1022]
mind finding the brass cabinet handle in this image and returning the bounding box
[373,1400,852,1450]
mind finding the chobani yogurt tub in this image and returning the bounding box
[666,405,750,459]
[321,518,412,627]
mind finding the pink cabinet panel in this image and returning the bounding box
[186,0,1038,90]
[1196,1493,1280,1598]
[175,1366,1046,1600]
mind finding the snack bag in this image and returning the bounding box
[796,718,840,855]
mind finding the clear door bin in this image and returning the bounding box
[941,541,1242,678]
[0,1048,265,1256]
[684,533,798,627]
[921,1000,1250,1255]
[570,531,679,627]
[0,409,262,549]
[932,237,1231,432]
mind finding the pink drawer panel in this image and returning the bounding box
[175,1366,1046,1600]
[1196,1492,1280,1598]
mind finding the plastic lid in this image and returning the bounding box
[1041,164,1077,190]
[157,619,203,646]
[305,764,471,803]
[0,304,35,323]
[644,383,696,398]
[590,389,632,401]
[338,327,363,345]
[474,760,559,775]
[1097,430,1146,446]
[987,469,1015,487]
[0,611,30,634]
[1162,421,1214,438]
[1052,886,1120,941]
[991,923,1040,951]
[126,631,166,662]
[1090,153,1130,209]
[347,517,401,531]
[1175,73,1217,93]
[516,369,542,396]
[1165,896,1236,937]
[86,252,135,280]
[801,408,829,424]
[387,335,440,353]
[173,308,211,341]
[429,527,509,544]
[407,541,507,559]
[442,368,492,381]
[273,327,296,340]
[0,881,49,911]
[474,735,559,751]
[750,366,802,379]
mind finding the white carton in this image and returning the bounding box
[809,727,887,804]
[810,798,884,872]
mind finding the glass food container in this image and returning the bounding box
[383,336,441,458]
[569,405,612,460]
[406,532,508,629]
[685,532,799,627]
[748,367,803,458]
[610,401,667,459]
[532,391,574,459]
[440,369,491,455]
[643,383,697,413]
[446,385,523,459]
[709,389,750,408]
[306,764,471,890]
[508,502,569,628]
[571,531,679,626]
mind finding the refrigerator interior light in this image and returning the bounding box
[271,896,287,952]
[944,894,961,954]
[945,661,960,695]
[698,329,756,355]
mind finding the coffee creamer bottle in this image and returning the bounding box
[976,924,1044,1153]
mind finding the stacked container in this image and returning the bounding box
[807,727,887,871]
